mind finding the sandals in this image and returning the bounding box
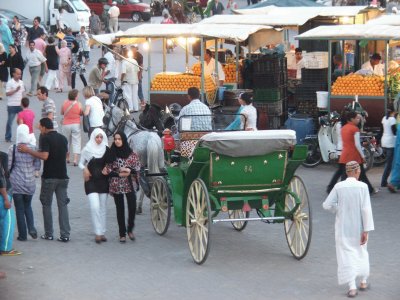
[119,236,126,243]
[57,236,70,243]
[41,234,54,240]
[347,289,358,298]
[101,235,107,242]
[359,283,370,291]
[1,249,22,256]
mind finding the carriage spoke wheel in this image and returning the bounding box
[284,176,312,260]
[228,210,250,231]
[150,178,171,236]
[186,179,211,265]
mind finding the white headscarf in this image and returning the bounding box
[83,128,108,158]
[16,124,32,144]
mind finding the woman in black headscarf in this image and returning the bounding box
[103,131,140,243]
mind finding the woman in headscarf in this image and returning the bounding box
[102,131,141,243]
[7,44,24,79]
[8,124,41,241]
[79,128,109,244]
[0,18,14,55]
[58,39,71,92]
[0,43,8,100]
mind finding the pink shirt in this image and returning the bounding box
[18,109,35,133]
[62,100,82,125]
[34,38,46,54]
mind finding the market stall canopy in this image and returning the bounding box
[200,14,314,27]
[91,23,274,44]
[233,5,369,19]
[295,24,400,41]
[89,32,146,45]
[246,0,322,9]
[367,14,400,26]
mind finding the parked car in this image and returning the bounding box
[84,0,151,22]
[0,8,48,35]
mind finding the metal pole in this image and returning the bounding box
[235,41,239,84]
[148,38,151,104]
[185,38,189,69]
[200,38,205,103]
[162,38,166,72]
[384,40,388,114]
[328,40,332,113]
[341,39,345,76]
[214,38,219,83]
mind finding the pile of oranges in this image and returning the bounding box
[222,63,238,83]
[331,74,384,96]
[192,63,201,76]
[191,62,242,83]
[150,72,216,93]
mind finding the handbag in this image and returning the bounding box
[83,115,90,133]
[60,101,76,125]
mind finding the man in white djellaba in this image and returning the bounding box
[323,160,374,298]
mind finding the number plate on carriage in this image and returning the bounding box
[209,151,287,188]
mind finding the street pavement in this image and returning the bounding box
[1,4,400,300]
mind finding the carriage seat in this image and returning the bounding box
[199,130,297,157]
[179,131,211,158]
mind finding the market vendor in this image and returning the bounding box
[332,54,349,82]
[204,49,225,86]
[295,47,305,80]
[361,53,384,76]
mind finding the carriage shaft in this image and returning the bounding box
[212,216,285,224]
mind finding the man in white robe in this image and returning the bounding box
[323,161,374,298]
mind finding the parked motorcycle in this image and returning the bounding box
[303,111,374,171]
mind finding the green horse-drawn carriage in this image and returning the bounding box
[149,125,312,264]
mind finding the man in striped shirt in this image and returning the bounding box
[37,86,58,131]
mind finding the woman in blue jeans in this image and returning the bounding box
[8,124,41,241]
[380,110,396,188]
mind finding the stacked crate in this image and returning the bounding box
[251,54,288,129]
[295,68,328,119]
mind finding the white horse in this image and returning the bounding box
[103,103,165,213]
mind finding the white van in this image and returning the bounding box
[2,0,90,33]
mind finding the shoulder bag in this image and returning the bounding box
[60,101,77,126]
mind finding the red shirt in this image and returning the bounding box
[339,123,363,164]
[17,109,35,133]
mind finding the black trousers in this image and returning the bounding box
[327,163,373,194]
[113,192,136,238]
[71,73,87,89]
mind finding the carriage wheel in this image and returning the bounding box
[284,176,312,260]
[150,177,171,236]
[186,179,211,265]
[228,210,250,231]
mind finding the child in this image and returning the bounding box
[17,97,35,134]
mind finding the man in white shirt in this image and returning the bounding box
[204,49,225,86]
[104,45,117,93]
[77,26,91,64]
[120,48,140,112]
[25,40,47,96]
[5,68,25,142]
[323,161,374,298]
[361,53,384,76]
[108,2,120,33]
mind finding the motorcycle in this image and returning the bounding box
[303,111,374,171]
[361,133,387,167]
